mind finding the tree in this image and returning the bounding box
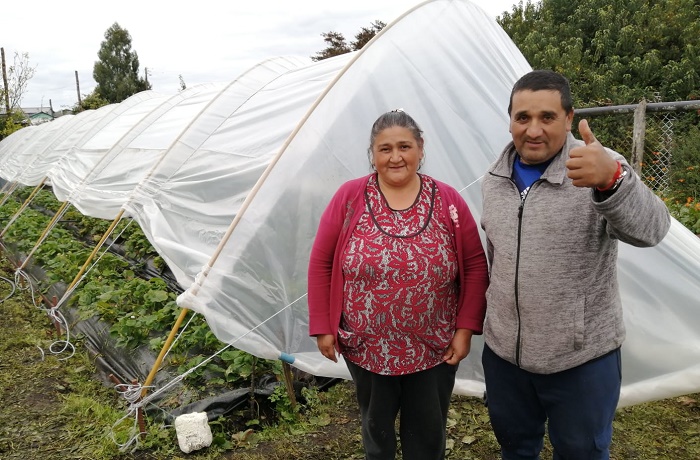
[0,110,26,140]
[311,20,386,61]
[351,20,386,50]
[0,51,35,139]
[178,74,187,92]
[498,0,700,106]
[72,90,109,113]
[311,31,351,61]
[0,50,36,110]
[93,22,151,104]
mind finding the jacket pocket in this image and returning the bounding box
[518,292,586,371]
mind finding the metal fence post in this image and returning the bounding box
[631,98,647,176]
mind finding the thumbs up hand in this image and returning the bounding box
[566,119,619,188]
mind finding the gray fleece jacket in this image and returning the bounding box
[480,133,671,374]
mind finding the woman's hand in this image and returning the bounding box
[316,334,338,362]
[443,328,473,365]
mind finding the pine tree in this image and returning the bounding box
[93,23,151,103]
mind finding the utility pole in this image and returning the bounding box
[145,67,148,84]
[75,70,81,105]
[1,47,10,113]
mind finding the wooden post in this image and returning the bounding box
[109,374,146,437]
[631,98,647,177]
[133,378,147,437]
[141,307,190,398]
[0,179,47,238]
[61,209,124,291]
[1,48,10,113]
[281,361,297,408]
[17,201,71,270]
[75,71,81,105]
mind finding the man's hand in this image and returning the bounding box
[566,119,619,188]
[316,334,338,362]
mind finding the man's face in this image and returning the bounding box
[509,89,573,165]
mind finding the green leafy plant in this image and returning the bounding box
[268,383,300,424]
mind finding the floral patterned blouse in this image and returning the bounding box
[338,174,459,375]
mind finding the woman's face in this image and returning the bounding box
[371,126,424,188]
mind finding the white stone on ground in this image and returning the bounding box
[174,412,213,453]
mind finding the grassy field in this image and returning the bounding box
[0,251,698,459]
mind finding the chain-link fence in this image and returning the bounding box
[574,100,700,196]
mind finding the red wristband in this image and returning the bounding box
[597,160,622,192]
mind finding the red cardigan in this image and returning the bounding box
[307,174,488,351]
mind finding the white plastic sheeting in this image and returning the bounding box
[0,0,698,407]
[124,55,323,284]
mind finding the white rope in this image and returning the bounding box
[0,275,16,302]
[150,291,308,407]
[13,269,76,360]
[111,379,155,452]
[113,291,311,452]
[458,174,484,194]
[46,307,75,360]
[14,269,43,308]
[110,352,213,452]
[109,308,205,452]
[160,310,199,365]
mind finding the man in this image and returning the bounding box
[480,69,671,459]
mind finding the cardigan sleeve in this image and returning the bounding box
[451,190,489,333]
[307,193,344,336]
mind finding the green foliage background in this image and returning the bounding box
[499,0,700,106]
[499,0,700,232]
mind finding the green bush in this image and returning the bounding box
[661,122,700,234]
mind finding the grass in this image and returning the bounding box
[0,250,699,459]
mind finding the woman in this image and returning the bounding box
[307,110,488,460]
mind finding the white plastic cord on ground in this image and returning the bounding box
[110,344,226,452]
[0,275,16,302]
[46,307,75,360]
[111,381,157,451]
[14,269,42,308]
[14,269,76,360]
[110,308,203,452]
[112,292,309,451]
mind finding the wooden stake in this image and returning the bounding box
[64,209,125,292]
[281,361,297,408]
[0,179,46,238]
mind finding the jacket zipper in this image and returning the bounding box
[513,179,544,367]
[515,199,524,367]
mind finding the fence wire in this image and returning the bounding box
[575,101,700,196]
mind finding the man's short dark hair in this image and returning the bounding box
[508,70,573,115]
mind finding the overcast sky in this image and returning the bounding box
[2,0,520,110]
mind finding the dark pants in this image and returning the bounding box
[346,360,457,460]
[482,344,621,460]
